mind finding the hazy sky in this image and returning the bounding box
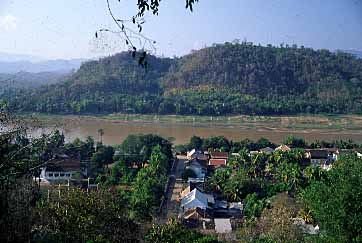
[0,0,361,59]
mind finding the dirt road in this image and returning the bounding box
[158,156,186,223]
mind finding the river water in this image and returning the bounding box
[28,115,362,145]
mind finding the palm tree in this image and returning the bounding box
[290,149,305,164]
[224,181,241,201]
[278,165,289,184]
[289,165,302,190]
[239,148,251,168]
[210,168,231,192]
[98,128,104,144]
[298,208,314,224]
[228,156,242,169]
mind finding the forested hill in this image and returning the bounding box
[3,43,362,115]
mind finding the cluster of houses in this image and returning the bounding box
[302,147,362,170]
[35,142,362,233]
[179,150,242,233]
[249,145,362,170]
[179,181,242,233]
[177,146,362,233]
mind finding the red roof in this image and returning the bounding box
[209,159,227,167]
[210,152,229,159]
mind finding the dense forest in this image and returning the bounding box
[2,42,362,115]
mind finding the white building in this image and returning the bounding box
[181,188,212,213]
[355,148,362,158]
[38,156,82,183]
[40,169,74,182]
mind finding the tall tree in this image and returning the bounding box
[98,128,104,144]
[301,154,362,242]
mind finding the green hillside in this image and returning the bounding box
[3,43,362,115]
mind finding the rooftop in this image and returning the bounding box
[306,149,329,159]
[260,147,274,153]
[210,152,229,159]
[275,145,291,152]
[209,159,227,167]
[181,188,209,210]
[214,218,232,233]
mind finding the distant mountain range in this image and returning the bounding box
[0,59,85,74]
[0,52,85,92]
[0,52,86,73]
[0,52,45,63]
[0,71,69,91]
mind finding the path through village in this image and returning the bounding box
[158,155,186,223]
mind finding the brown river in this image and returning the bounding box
[29,115,362,145]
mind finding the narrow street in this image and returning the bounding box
[159,155,186,223]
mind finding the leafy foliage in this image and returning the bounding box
[144,219,219,243]
[283,135,307,148]
[90,143,115,175]
[115,134,172,169]
[243,193,269,220]
[301,154,362,242]
[239,193,303,243]
[0,110,69,241]
[33,188,141,243]
[130,145,170,220]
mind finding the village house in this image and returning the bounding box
[182,207,213,223]
[305,149,336,170]
[213,200,243,218]
[179,181,205,200]
[39,154,83,184]
[187,149,197,160]
[180,188,214,213]
[187,149,208,160]
[209,159,227,168]
[209,152,228,168]
[210,151,229,160]
[259,147,274,155]
[354,148,362,158]
[305,149,329,165]
[275,144,291,152]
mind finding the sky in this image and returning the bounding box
[0,0,361,60]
